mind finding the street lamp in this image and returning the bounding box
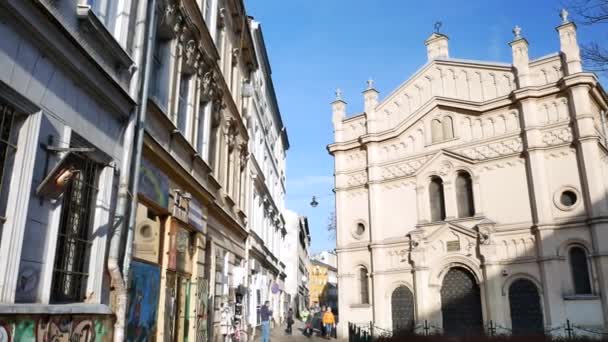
[310,196,318,208]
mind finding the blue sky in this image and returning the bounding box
[245,0,607,254]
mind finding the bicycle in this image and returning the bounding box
[231,324,249,342]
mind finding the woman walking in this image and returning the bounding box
[322,307,336,339]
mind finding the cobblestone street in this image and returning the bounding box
[261,320,346,342]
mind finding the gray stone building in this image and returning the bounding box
[0,0,146,340]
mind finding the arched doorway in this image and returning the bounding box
[391,286,415,333]
[440,267,483,335]
[509,279,544,335]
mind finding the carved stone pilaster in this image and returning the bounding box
[224,119,236,150]
[157,0,183,39]
[239,143,249,170]
[182,40,198,75]
[217,8,226,29]
[232,48,240,66]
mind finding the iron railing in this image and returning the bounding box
[348,320,608,341]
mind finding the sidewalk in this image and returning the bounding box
[265,319,346,342]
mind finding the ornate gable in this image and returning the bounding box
[374,59,515,133]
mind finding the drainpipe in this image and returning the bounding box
[107,0,157,341]
[600,110,608,148]
[122,0,157,289]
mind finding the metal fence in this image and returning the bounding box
[348,320,608,341]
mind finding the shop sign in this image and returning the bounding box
[139,158,169,208]
[189,198,206,233]
[271,282,280,294]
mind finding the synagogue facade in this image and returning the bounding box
[328,12,608,337]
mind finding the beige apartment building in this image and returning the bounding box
[329,11,608,338]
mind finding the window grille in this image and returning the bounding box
[0,102,19,234]
[570,246,592,295]
[51,139,99,303]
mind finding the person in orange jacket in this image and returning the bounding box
[322,307,336,339]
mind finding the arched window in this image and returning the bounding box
[456,171,475,218]
[442,116,454,139]
[570,246,592,295]
[359,267,370,304]
[429,176,446,222]
[431,119,443,143]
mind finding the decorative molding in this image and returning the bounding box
[541,126,573,146]
[380,155,433,180]
[344,149,367,170]
[346,189,368,198]
[381,180,416,190]
[75,4,134,73]
[477,158,525,173]
[456,137,523,161]
[346,171,367,187]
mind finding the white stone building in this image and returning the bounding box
[246,18,290,331]
[284,210,312,317]
[329,13,608,337]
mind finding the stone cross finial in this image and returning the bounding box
[366,78,374,90]
[513,25,522,40]
[335,88,343,100]
[434,21,442,33]
[560,8,569,24]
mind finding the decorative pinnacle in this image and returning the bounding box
[335,88,343,101]
[560,8,569,24]
[513,25,522,40]
[366,78,374,90]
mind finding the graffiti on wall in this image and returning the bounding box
[196,278,209,342]
[127,260,161,342]
[139,158,169,209]
[0,315,111,342]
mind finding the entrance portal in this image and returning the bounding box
[391,286,415,332]
[440,267,483,335]
[509,279,544,335]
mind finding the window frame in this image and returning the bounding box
[568,245,593,295]
[455,171,475,218]
[50,149,101,303]
[429,176,446,222]
[358,266,370,305]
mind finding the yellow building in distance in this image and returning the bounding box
[308,252,338,311]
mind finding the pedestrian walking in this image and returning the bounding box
[304,310,313,337]
[322,307,336,339]
[285,307,294,335]
[319,305,327,337]
[260,301,273,342]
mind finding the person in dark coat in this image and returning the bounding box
[285,307,294,335]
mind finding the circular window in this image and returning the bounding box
[352,221,367,239]
[356,223,365,235]
[554,187,581,211]
[560,190,577,207]
[140,224,152,238]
